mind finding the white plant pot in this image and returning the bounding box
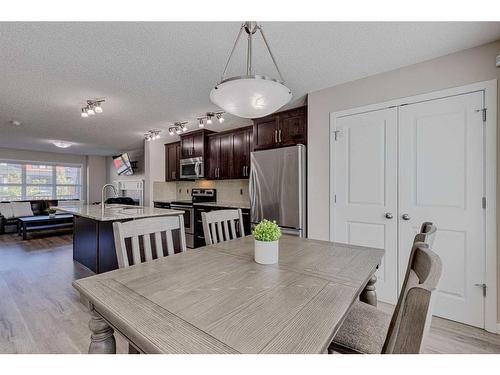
[254,239,279,265]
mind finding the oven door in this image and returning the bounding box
[170,204,194,235]
[180,158,204,179]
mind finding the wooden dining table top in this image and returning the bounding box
[73,235,384,354]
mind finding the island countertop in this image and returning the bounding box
[56,204,184,222]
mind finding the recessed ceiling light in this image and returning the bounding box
[53,141,73,148]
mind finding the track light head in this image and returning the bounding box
[216,113,225,123]
[81,108,89,118]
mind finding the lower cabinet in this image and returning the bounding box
[194,205,251,248]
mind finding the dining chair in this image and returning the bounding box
[113,215,186,268]
[201,209,245,245]
[329,224,442,354]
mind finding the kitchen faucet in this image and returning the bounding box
[101,183,118,209]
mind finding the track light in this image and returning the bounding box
[169,129,174,136]
[167,121,189,136]
[197,111,224,127]
[81,98,105,118]
[144,130,161,141]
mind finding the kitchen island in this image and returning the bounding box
[57,205,183,274]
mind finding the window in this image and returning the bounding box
[0,161,81,201]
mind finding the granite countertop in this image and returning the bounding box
[56,205,184,222]
[193,201,251,209]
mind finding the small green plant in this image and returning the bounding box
[48,207,57,214]
[253,219,282,242]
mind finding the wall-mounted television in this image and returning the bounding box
[113,153,133,176]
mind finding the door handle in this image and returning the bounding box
[278,129,282,142]
[401,213,411,221]
[384,212,393,219]
[243,166,246,177]
[474,283,487,297]
[274,130,278,143]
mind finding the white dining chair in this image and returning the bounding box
[329,222,441,354]
[113,215,186,269]
[201,209,245,245]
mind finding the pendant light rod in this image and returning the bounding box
[218,21,286,84]
[220,24,244,82]
[259,26,285,83]
[247,31,252,75]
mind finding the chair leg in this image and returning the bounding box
[128,344,140,354]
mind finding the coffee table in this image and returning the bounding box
[17,214,74,240]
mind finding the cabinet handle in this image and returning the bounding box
[278,129,282,142]
[274,130,278,143]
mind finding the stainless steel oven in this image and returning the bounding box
[170,202,194,248]
[180,157,204,179]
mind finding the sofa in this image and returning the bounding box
[0,199,59,234]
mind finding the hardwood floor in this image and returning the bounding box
[0,233,499,354]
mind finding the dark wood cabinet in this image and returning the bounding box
[180,129,212,159]
[252,106,307,151]
[207,132,233,180]
[232,127,253,179]
[165,142,180,181]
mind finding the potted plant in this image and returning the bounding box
[253,219,282,265]
[48,207,57,219]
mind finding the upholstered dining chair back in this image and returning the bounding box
[382,242,442,353]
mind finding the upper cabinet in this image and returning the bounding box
[232,127,253,179]
[180,130,211,159]
[206,126,253,180]
[253,106,307,151]
[165,142,180,181]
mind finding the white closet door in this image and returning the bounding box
[399,91,485,328]
[332,108,398,303]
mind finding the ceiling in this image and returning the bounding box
[1,22,499,156]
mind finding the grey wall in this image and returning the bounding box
[307,40,500,320]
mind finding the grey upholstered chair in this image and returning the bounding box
[201,209,245,245]
[329,222,441,354]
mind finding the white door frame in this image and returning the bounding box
[329,79,497,333]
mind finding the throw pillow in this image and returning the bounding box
[0,202,15,219]
[11,201,34,218]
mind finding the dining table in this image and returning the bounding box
[72,234,384,354]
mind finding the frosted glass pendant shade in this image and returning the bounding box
[210,75,292,119]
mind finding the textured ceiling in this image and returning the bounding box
[1,22,499,155]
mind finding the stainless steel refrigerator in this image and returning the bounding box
[249,144,306,237]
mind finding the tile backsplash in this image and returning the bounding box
[153,179,249,203]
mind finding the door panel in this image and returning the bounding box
[207,136,219,180]
[232,130,246,179]
[253,117,278,151]
[399,91,484,328]
[280,108,307,146]
[219,133,233,179]
[333,108,398,303]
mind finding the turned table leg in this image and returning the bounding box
[360,275,377,307]
[88,308,116,354]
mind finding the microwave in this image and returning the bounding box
[180,157,204,179]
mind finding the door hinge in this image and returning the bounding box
[482,196,486,209]
[474,283,487,297]
[476,108,487,122]
[333,130,341,141]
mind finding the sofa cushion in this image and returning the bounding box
[11,201,34,218]
[0,202,15,219]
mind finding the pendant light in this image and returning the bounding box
[210,22,292,119]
